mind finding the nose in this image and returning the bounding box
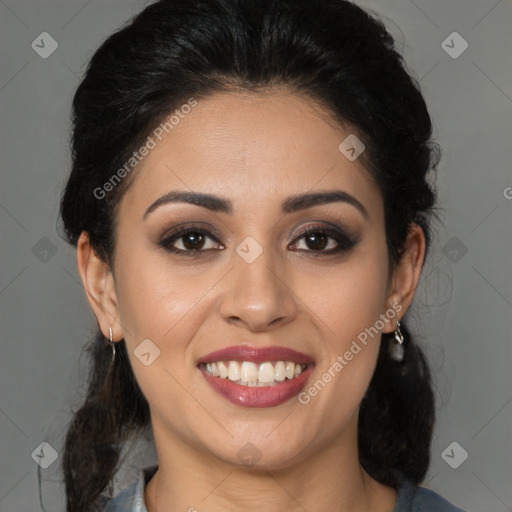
[218,247,298,332]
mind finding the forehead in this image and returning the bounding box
[119,90,383,218]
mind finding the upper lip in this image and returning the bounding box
[198,345,314,365]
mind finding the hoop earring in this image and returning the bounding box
[389,320,404,362]
[108,326,116,364]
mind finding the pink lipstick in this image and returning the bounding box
[198,345,315,408]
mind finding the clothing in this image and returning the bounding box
[104,464,466,511]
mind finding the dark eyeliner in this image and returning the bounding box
[157,223,357,256]
[290,224,358,254]
[157,225,223,255]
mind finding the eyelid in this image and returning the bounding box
[159,222,223,243]
[290,221,357,243]
[157,224,225,255]
[290,225,356,251]
[157,221,358,255]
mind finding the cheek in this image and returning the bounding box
[294,245,389,411]
[112,252,210,419]
[114,243,203,342]
[299,249,390,348]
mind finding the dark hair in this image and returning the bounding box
[59,0,440,509]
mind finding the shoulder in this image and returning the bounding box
[394,474,467,512]
[103,464,158,512]
[411,486,466,512]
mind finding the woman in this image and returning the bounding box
[59,0,466,510]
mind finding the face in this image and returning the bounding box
[86,90,415,470]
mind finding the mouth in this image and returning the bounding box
[197,345,315,408]
[200,360,310,385]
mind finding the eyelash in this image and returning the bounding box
[158,224,357,256]
[291,225,357,255]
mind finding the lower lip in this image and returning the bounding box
[200,365,315,408]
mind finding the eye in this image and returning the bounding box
[158,223,357,256]
[158,226,224,255]
[289,225,357,254]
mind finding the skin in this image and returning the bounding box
[77,89,425,512]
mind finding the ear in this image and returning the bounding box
[382,223,426,333]
[76,231,122,341]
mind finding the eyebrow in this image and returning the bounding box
[143,190,369,220]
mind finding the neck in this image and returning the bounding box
[144,420,397,512]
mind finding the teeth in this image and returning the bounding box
[285,361,295,379]
[217,361,228,379]
[274,361,286,381]
[210,362,220,377]
[204,360,308,385]
[240,361,258,382]
[228,361,241,381]
[257,362,274,383]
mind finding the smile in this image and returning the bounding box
[198,345,315,407]
[201,360,308,386]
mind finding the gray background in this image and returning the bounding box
[1,0,511,510]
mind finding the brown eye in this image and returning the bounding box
[289,226,357,254]
[181,232,206,250]
[159,226,224,254]
[304,232,328,250]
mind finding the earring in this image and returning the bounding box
[389,321,404,362]
[108,326,116,363]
